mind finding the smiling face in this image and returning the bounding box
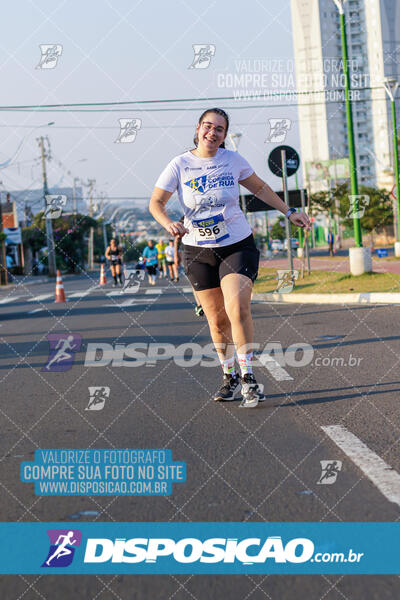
[195,112,227,154]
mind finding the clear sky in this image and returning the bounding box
[0,0,300,208]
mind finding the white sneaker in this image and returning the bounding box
[239,374,264,408]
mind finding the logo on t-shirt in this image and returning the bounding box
[184,175,208,193]
[184,173,234,195]
[198,195,225,212]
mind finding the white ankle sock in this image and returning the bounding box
[221,356,236,375]
[237,352,253,376]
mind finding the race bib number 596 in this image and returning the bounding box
[192,214,229,245]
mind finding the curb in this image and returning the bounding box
[252,292,400,305]
[0,277,48,289]
[0,273,83,291]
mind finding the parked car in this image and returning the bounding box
[271,239,284,253]
[284,238,299,250]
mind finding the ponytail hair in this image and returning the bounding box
[193,108,229,148]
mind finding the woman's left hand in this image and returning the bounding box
[289,211,311,230]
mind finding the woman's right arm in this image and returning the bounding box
[149,187,188,237]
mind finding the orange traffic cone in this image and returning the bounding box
[99,263,107,285]
[55,269,67,303]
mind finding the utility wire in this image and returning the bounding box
[0,87,395,113]
[0,86,392,109]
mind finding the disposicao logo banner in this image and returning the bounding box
[0,523,399,574]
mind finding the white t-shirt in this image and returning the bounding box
[165,245,175,261]
[155,148,254,247]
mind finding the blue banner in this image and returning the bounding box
[0,522,399,574]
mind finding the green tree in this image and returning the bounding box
[270,217,285,240]
[22,212,97,272]
[339,186,393,235]
[309,183,348,217]
[22,216,46,264]
[310,183,393,242]
[53,214,97,271]
[123,239,148,263]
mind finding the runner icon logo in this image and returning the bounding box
[42,333,82,372]
[265,119,291,143]
[184,175,208,194]
[44,195,67,219]
[115,119,142,144]
[317,460,342,485]
[276,270,299,294]
[86,386,110,411]
[36,44,63,69]
[188,44,216,69]
[122,269,145,293]
[42,529,82,567]
[347,195,370,219]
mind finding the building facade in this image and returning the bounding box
[291,0,400,192]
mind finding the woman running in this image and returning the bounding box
[156,239,168,278]
[149,108,310,408]
[165,239,177,281]
[143,239,158,285]
[105,238,123,287]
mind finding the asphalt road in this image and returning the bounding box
[1,272,400,599]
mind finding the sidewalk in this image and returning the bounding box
[252,291,400,305]
[260,255,400,274]
[0,276,48,289]
[0,272,82,290]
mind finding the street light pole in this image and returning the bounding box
[229,133,247,215]
[383,77,400,255]
[333,0,362,247]
[281,149,294,273]
[38,136,57,277]
[72,177,79,222]
[99,194,108,254]
[333,0,372,275]
[87,179,95,271]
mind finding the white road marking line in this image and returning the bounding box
[144,288,162,294]
[322,425,400,508]
[69,286,98,299]
[29,308,44,314]
[182,287,193,293]
[0,296,21,304]
[27,293,53,302]
[256,352,293,381]
[106,291,124,297]
[252,300,294,305]
[104,298,149,307]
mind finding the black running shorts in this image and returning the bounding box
[146,265,157,275]
[183,234,260,291]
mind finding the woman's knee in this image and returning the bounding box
[207,310,230,334]
[225,301,251,323]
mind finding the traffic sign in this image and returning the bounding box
[268,145,300,178]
